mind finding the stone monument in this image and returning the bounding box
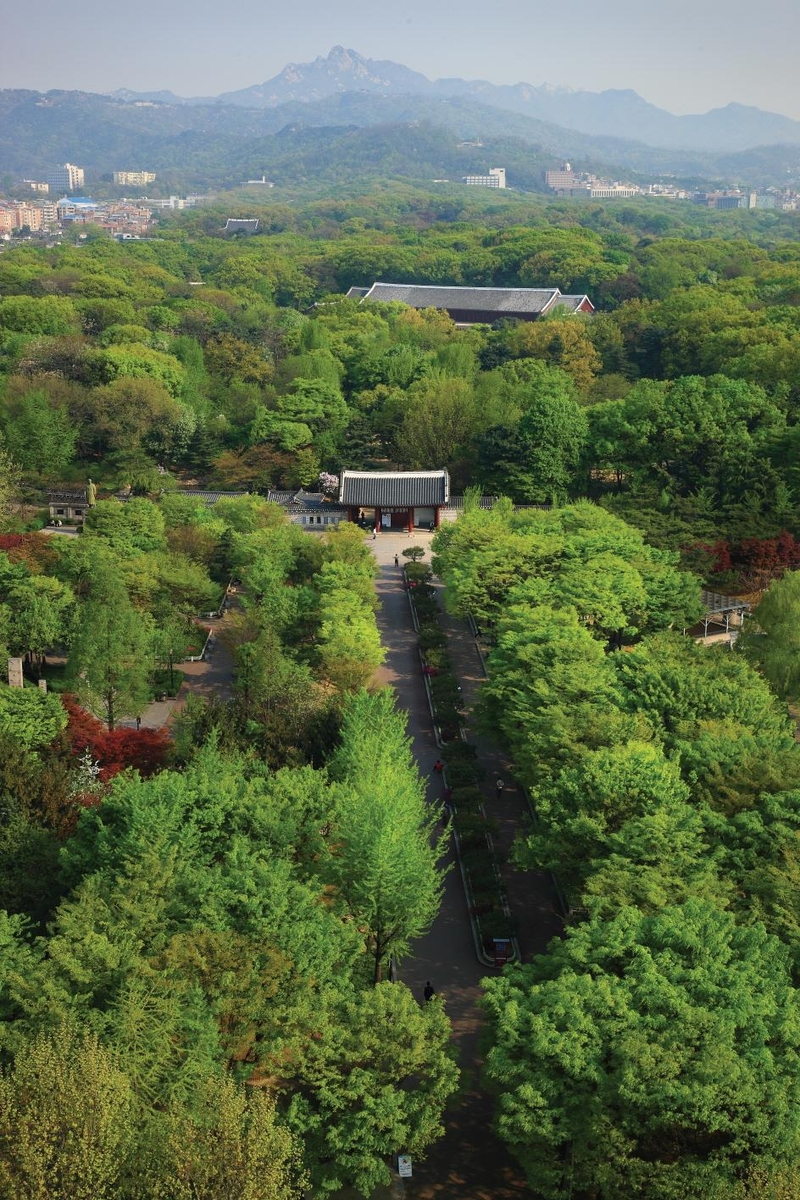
[7,658,23,688]
[87,478,97,507]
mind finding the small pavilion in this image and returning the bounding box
[339,470,450,533]
[693,589,751,644]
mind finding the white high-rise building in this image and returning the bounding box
[113,171,156,186]
[463,167,506,188]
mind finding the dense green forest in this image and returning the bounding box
[3,185,800,1198]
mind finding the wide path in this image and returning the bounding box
[369,530,559,1200]
[122,605,237,730]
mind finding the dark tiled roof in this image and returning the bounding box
[224,218,259,232]
[340,470,449,508]
[290,503,347,515]
[361,282,561,315]
[177,490,248,505]
[48,490,87,503]
[551,293,594,312]
[267,488,347,514]
[346,286,370,298]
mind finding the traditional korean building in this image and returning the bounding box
[339,469,450,532]
[349,283,594,325]
[266,488,347,528]
[48,490,89,524]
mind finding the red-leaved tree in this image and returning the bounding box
[62,696,171,782]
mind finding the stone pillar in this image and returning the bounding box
[38,678,48,694]
[7,658,23,688]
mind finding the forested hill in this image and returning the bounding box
[1,87,798,191]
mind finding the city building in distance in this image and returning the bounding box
[463,167,506,188]
[113,171,156,186]
[45,163,84,192]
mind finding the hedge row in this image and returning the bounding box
[406,567,516,955]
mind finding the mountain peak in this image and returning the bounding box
[208,48,800,152]
[324,46,366,67]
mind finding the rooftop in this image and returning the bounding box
[48,489,87,502]
[551,293,595,313]
[340,469,449,509]
[175,490,249,505]
[361,282,563,316]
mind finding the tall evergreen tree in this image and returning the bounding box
[327,689,445,981]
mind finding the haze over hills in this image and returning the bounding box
[112,46,800,154]
[0,86,736,191]
[3,46,800,194]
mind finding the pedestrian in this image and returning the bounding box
[496,778,505,798]
[372,529,377,540]
[135,715,141,731]
[394,553,399,566]
[433,759,444,774]
[423,981,435,1003]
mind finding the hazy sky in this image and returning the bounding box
[2,0,799,118]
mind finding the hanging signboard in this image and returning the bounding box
[397,1155,413,1178]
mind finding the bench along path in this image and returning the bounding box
[370,530,560,1200]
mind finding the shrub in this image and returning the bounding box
[418,628,447,651]
[450,785,483,810]
[423,648,448,670]
[446,759,484,787]
[442,742,479,763]
[470,893,497,917]
[454,812,498,841]
[429,675,461,706]
[478,911,517,946]
[461,847,498,891]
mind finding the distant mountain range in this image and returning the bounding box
[2,47,800,195]
[111,46,800,154]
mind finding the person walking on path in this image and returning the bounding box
[423,981,435,1003]
[495,778,505,798]
[433,759,444,774]
[394,553,399,566]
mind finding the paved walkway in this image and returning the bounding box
[369,531,560,1200]
[120,605,237,730]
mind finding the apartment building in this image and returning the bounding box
[463,167,506,188]
[46,163,85,192]
[113,171,156,186]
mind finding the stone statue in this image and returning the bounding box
[87,478,97,507]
